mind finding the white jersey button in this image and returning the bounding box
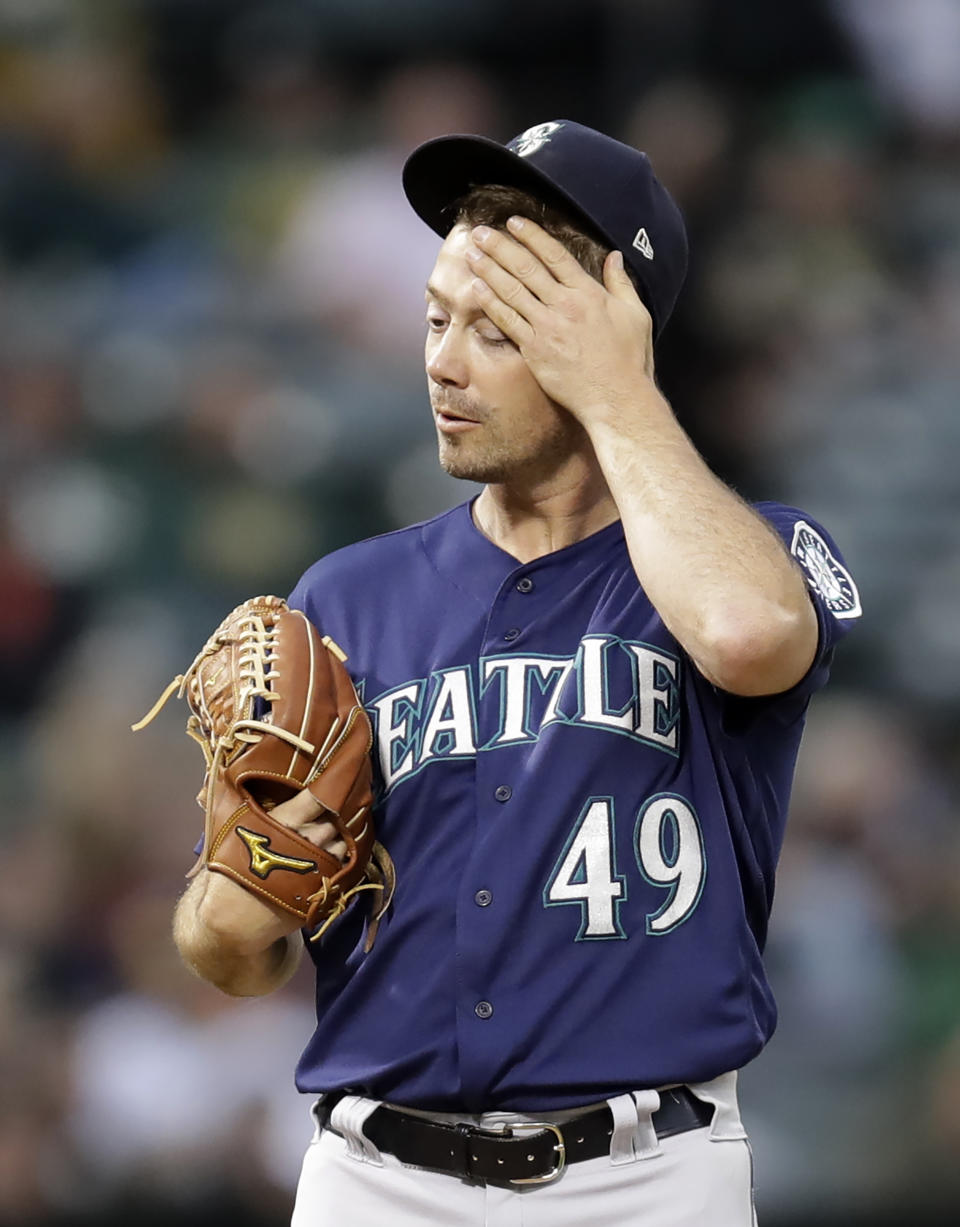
[474,889,493,907]
[475,1000,494,1019]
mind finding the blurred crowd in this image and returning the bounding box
[1,2,958,1224]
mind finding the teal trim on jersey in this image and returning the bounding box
[633,792,707,936]
[651,657,682,744]
[478,651,575,749]
[478,634,682,757]
[577,634,635,729]
[416,664,480,763]
[374,679,426,781]
[542,795,628,942]
[368,665,479,797]
[569,635,681,755]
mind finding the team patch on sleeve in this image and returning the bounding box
[790,521,862,620]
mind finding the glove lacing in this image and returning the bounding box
[132,605,394,945]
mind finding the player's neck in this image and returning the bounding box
[473,475,619,563]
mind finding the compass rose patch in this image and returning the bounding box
[790,521,862,620]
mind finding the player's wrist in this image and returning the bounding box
[196,866,303,953]
[578,377,674,442]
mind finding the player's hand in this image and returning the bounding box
[465,217,655,423]
[267,789,347,860]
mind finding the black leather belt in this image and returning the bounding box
[334,1087,713,1185]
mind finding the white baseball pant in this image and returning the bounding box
[291,1072,757,1226]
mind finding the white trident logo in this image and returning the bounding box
[510,122,563,157]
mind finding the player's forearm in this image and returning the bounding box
[173,869,303,997]
[585,383,817,696]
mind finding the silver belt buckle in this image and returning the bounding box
[506,1121,566,1184]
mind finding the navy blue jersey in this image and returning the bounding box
[287,499,860,1112]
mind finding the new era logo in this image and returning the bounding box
[632,228,654,260]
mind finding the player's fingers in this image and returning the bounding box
[292,817,335,844]
[269,787,327,829]
[264,789,347,859]
[470,226,564,305]
[465,245,542,323]
[470,277,534,348]
[602,250,654,373]
[504,216,589,287]
[602,249,641,304]
[304,827,347,863]
[298,822,347,860]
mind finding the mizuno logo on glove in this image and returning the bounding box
[235,826,317,879]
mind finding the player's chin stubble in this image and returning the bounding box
[436,418,580,486]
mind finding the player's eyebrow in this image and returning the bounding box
[425,281,489,324]
[424,282,453,309]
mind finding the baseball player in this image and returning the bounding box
[173,120,861,1226]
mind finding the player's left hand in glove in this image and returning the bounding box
[133,595,394,949]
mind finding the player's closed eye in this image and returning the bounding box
[478,327,513,348]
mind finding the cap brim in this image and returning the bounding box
[402,133,616,252]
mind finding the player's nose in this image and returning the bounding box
[426,329,469,389]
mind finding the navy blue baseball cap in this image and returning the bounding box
[402,119,688,340]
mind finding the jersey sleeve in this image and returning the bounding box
[287,556,337,626]
[756,501,862,699]
[287,569,313,617]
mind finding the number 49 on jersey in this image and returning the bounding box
[543,793,706,940]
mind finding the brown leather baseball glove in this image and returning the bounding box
[134,595,394,948]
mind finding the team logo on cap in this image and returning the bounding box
[632,227,654,260]
[790,521,862,620]
[510,122,563,157]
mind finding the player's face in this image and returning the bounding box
[424,225,583,485]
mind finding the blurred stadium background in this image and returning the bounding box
[1,1,959,1224]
